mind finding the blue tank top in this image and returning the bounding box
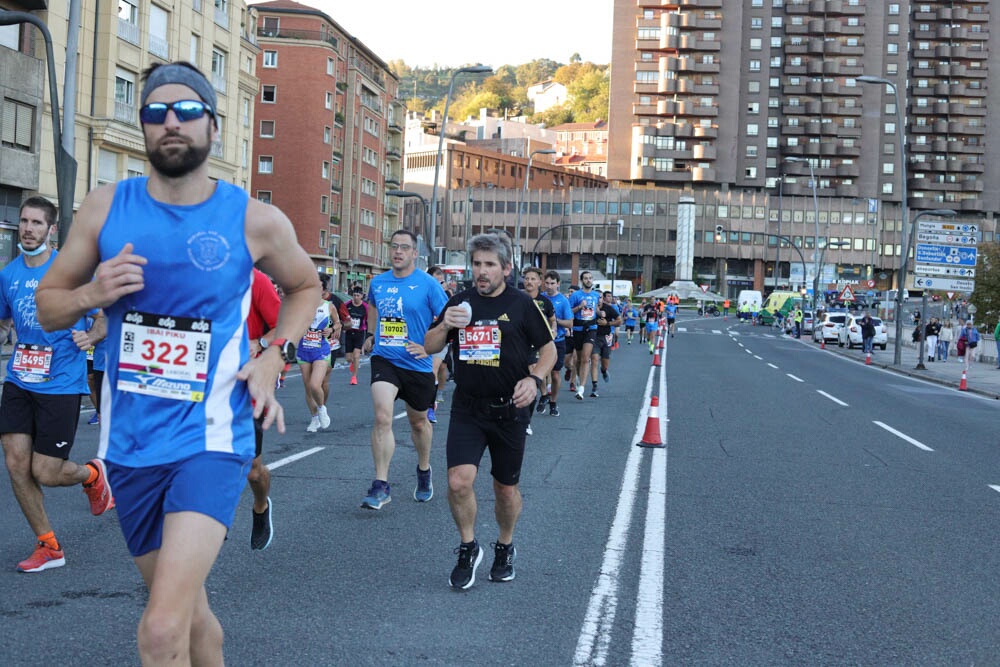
[297,303,332,359]
[0,252,90,394]
[97,178,255,466]
[367,269,448,372]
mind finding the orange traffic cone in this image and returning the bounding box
[657,335,665,349]
[652,349,661,367]
[865,351,871,365]
[959,369,968,391]
[820,338,826,350]
[636,396,664,448]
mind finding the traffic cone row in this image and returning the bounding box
[959,369,968,391]
[865,351,871,365]
[636,396,664,448]
[652,348,661,367]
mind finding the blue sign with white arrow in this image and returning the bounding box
[915,243,977,267]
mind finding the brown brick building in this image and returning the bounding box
[251,0,403,288]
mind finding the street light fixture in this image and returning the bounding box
[855,75,910,364]
[911,209,957,370]
[785,157,821,312]
[514,148,556,271]
[387,189,429,270]
[427,65,493,267]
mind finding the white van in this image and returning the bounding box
[736,290,762,313]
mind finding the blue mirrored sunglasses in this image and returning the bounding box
[139,100,214,124]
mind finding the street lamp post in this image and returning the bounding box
[786,157,821,312]
[856,75,909,364]
[387,189,429,270]
[428,65,492,267]
[515,148,556,272]
[718,227,809,305]
[910,209,957,370]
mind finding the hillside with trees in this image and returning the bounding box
[387,55,609,126]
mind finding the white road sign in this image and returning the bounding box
[914,264,976,278]
[916,231,978,245]
[913,276,975,292]
[917,221,979,234]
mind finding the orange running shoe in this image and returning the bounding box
[350,375,358,385]
[17,542,65,573]
[83,458,114,516]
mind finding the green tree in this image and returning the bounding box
[568,68,610,121]
[530,104,574,127]
[970,242,1000,331]
[515,58,561,87]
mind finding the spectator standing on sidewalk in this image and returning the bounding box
[957,320,980,370]
[924,317,941,362]
[859,312,876,354]
[993,320,1000,369]
[938,320,953,362]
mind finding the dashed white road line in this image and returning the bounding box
[266,446,326,470]
[745,349,752,355]
[394,411,407,420]
[787,374,804,382]
[989,485,1000,495]
[873,421,934,452]
[767,363,779,369]
[712,330,722,334]
[816,390,848,406]
[753,355,763,360]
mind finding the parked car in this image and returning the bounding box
[838,314,888,350]
[812,312,848,344]
[801,310,815,334]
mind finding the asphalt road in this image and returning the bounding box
[1,316,998,665]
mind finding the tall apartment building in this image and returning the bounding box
[0,0,260,266]
[608,0,997,215]
[250,0,403,288]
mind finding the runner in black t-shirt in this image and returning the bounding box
[425,233,554,590]
[520,266,555,432]
[592,291,621,393]
[342,287,368,385]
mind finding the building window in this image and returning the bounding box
[148,4,169,59]
[325,92,333,109]
[882,163,894,175]
[746,123,759,137]
[258,156,273,173]
[327,57,335,75]
[98,149,118,185]
[748,60,761,72]
[260,120,275,137]
[320,195,328,214]
[189,34,200,66]
[751,17,762,29]
[263,50,277,68]
[211,49,227,93]
[261,16,278,36]
[323,126,331,143]
[888,3,900,14]
[126,156,144,179]
[748,81,761,94]
[257,190,271,204]
[887,43,898,55]
[887,23,899,35]
[1,98,34,151]
[117,0,139,44]
[322,161,329,178]
[262,85,276,103]
[114,68,136,124]
[749,38,762,51]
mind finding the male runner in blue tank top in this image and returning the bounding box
[0,197,114,574]
[35,62,319,666]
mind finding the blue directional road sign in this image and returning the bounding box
[915,243,977,267]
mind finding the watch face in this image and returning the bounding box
[283,341,296,362]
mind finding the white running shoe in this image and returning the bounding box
[526,424,533,436]
[317,405,331,429]
[306,415,321,433]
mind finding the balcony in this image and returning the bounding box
[210,141,223,159]
[214,6,229,30]
[149,34,169,60]
[117,19,140,45]
[256,27,338,48]
[114,100,135,124]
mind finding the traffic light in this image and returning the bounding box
[715,225,724,242]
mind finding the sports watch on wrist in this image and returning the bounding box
[268,338,296,363]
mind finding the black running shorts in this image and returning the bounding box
[0,382,82,459]
[369,355,436,412]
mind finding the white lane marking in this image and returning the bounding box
[817,390,848,406]
[753,355,763,360]
[266,446,326,471]
[767,363,779,369]
[745,349,753,355]
[989,485,1000,495]
[575,363,655,666]
[394,411,407,420]
[677,327,687,332]
[873,421,934,452]
[787,374,804,382]
[712,330,722,334]
[738,343,744,348]
[630,363,667,665]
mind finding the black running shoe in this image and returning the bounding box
[601,369,610,383]
[250,497,274,551]
[449,541,483,590]
[535,395,549,413]
[589,390,599,398]
[549,404,560,417]
[489,542,516,582]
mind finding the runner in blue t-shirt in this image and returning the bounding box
[360,229,449,510]
[537,271,573,417]
[665,302,678,337]
[0,197,114,574]
[623,303,639,344]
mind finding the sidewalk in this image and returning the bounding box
[807,326,1000,400]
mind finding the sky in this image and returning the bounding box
[293,0,613,68]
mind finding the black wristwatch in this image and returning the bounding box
[529,374,545,390]
[269,338,296,363]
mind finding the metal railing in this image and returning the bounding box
[117,18,139,45]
